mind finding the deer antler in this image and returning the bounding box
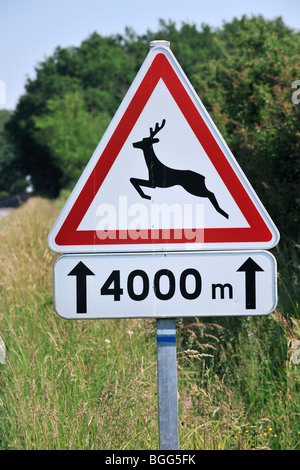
[150,119,166,138]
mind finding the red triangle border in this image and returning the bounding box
[55,53,272,248]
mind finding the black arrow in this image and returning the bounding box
[237,257,264,309]
[68,262,95,314]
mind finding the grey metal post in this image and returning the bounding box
[153,40,179,450]
[156,318,179,450]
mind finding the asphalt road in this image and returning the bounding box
[0,192,32,221]
[0,192,32,208]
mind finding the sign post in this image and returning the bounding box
[48,40,280,450]
[156,319,179,450]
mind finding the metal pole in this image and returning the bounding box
[154,40,178,450]
[156,318,179,450]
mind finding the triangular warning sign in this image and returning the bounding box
[48,41,279,253]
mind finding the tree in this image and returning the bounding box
[33,91,110,189]
[189,16,300,240]
[0,110,27,200]
[6,33,135,197]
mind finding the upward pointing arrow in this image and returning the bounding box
[68,262,95,314]
[237,257,264,310]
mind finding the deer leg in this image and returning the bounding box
[130,178,153,200]
[179,171,229,219]
[206,190,229,219]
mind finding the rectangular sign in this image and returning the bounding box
[53,251,277,319]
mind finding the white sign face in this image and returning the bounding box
[48,43,279,254]
[53,251,277,319]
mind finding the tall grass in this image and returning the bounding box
[0,197,299,449]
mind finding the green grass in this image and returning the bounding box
[0,197,299,449]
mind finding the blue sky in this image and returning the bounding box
[1,0,299,110]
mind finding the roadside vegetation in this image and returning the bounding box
[0,197,298,449]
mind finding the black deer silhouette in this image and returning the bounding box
[130,119,229,219]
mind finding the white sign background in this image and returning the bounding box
[78,79,248,232]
